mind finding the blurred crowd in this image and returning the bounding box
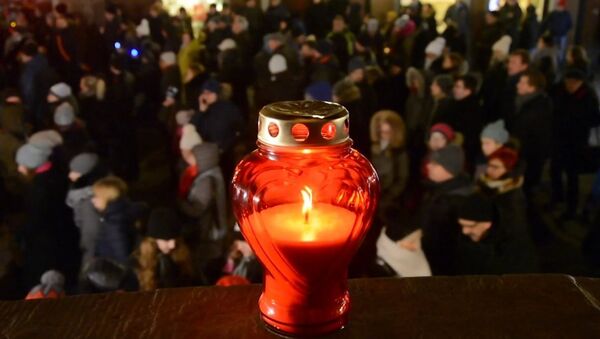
[0,0,599,300]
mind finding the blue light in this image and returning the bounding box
[114,42,121,49]
[130,49,139,58]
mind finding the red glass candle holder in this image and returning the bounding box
[231,101,380,336]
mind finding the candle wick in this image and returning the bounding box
[304,211,309,224]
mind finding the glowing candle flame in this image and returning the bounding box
[301,186,312,224]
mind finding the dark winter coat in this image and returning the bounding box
[420,174,473,275]
[19,54,55,128]
[509,92,553,161]
[540,10,572,38]
[481,62,508,123]
[305,2,331,39]
[442,95,483,166]
[372,146,410,212]
[191,100,244,155]
[94,198,140,265]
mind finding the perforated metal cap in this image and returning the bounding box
[257,101,350,147]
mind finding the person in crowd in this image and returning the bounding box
[333,78,369,157]
[47,13,79,90]
[500,49,530,122]
[540,0,572,63]
[477,147,529,233]
[357,18,384,65]
[53,102,90,161]
[565,45,592,80]
[327,15,356,70]
[370,110,409,214]
[443,0,469,54]
[301,39,343,86]
[18,40,55,129]
[423,37,445,71]
[260,53,301,103]
[429,74,454,125]
[79,257,138,293]
[481,35,511,123]
[134,207,194,291]
[374,207,431,277]
[411,5,438,70]
[477,11,504,72]
[25,270,65,300]
[78,75,109,153]
[217,38,247,113]
[532,34,559,90]
[158,51,181,122]
[347,56,377,119]
[499,0,522,46]
[16,143,79,289]
[264,0,290,34]
[65,153,107,271]
[476,120,511,178]
[427,123,456,153]
[444,74,482,169]
[305,0,331,39]
[519,5,539,52]
[92,176,139,266]
[191,79,244,180]
[551,69,600,220]
[456,192,538,274]
[420,144,473,275]
[509,69,553,196]
[404,68,429,148]
[48,82,79,120]
[304,81,333,101]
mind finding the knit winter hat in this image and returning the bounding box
[347,56,366,74]
[25,270,65,300]
[16,144,51,169]
[136,18,150,38]
[492,35,512,56]
[192,142,220,171]
[201,78,221,94]
[49,82,72,99]
[179,124,203,151]
[160,51,177,65]
[54,102,75,126]
[69,153,99,175]
[147,207,181,240]
[367,18,379,33]
[268,54,287,75]
[481,120,509,144]
[28,130,63,150]
[84,258,127,292]
[430,144,464,176]
[430,123,455,142]
[305,81,333,101]
[425,37,445,57]
[218,38,237,52]
[488,147,519,172]
[458,193,495,222]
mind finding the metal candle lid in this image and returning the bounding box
[258,101,350,147]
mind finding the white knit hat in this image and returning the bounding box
[160,51,177,65]
[268,54,287,75]
[179,124,203,151]
[49,82,72,99]
[492,35,512,56]
[425,37,446,57]
[53,102,75,127]
[28,130,63,150]
[218,38,236,52]
[136,19,150,38]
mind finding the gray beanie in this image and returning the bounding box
[481,120,509,144]
[69,153,99,175]
[16,144,51,169]
[430,144,464,176]
[49,82,72,99]
[54,102,75,126]
[28,130,63,150]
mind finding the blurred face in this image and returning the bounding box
[68,171,82,182]
[481,138,502,157]
[267,39,282,52]
[427,161,453,183]
[47,94,59,103]
[428,132,448,151]
[508,55,528,76]
[459,219,492,242]
[453,80,471,100]
[379,122,392,142]
[181,33,191,45]
[18,165,30,176]
[566,50,574,65]
[333,18,345,32]
[349,68,364,83]
[485,13,497,25]
[430,81,443,99]
[486,158,507,180]
[92,195,108,212]
[564,78,583,94]
[517,75,535,96]
[55,16,68,29]
[156,238,176,254]
[200,90,218,106]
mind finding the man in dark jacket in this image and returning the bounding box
[420,145,473,275]
[191,79,244,180]
[499,0,522,46]
[305,0,331,39]
[551,69,600,218]
[476,11,504,72]
[509,69,553,195]
[48,14,79,90]
[301,40,343,86]
[443,74,482,169]
[18,41,55,130]
[540,1,572,63]
[455,193,538,274]
[499,49,530,122]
